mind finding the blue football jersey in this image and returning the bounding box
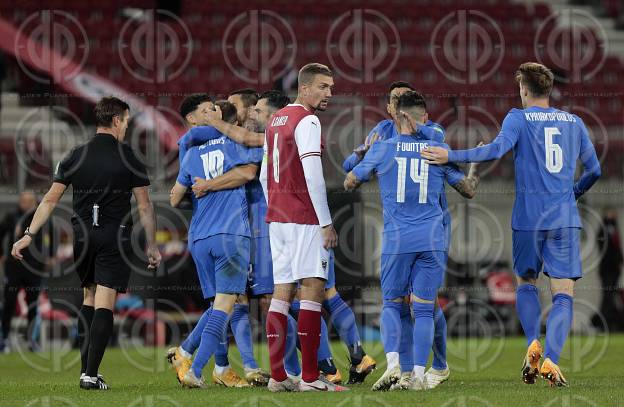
[177,137,263,241]
[448,107,600,231]
[177,125,222,164]
[352,134,465,254]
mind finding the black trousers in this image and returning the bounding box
[2,261,42,340]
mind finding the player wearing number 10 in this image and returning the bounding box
[422,62,602,387]
[170,124,263,387]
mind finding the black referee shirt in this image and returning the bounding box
[53,133,150,226]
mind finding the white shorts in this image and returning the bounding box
[269,222,330,284]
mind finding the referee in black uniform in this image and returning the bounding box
[11,96,161,390]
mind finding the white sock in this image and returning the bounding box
[386,352,399,370]
[412,365,425,381]
[214,364,230,375]
[179,347,192,359]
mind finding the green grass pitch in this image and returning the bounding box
[1,335,623,406]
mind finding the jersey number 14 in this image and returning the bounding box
[395,157,429,203]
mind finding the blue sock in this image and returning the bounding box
[181,307,211,355]
[324,293,360,348]
[432,305,447,370]
[284,314,301,376]
[545,294,573,364]
[380,300,403,355]
[398,302,414,373]
[412,301,435,368]
[290,299,300,318]
[230,303,258,369]
[317,316,333,361]
[516,284,542,345]
[191,309,229,377]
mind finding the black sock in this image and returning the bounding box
[318,358,337,375]
[85,308,113,378]
[350,343,365,366]
[78,305,95,374]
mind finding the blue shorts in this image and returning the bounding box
[512,228,582,280]
[325,250,335,289]
[189,234,250,299]
[248,236,274,296]
[380,251,447,301]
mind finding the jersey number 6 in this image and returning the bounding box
[545,127,563,174]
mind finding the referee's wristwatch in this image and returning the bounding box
[23,227,34,238]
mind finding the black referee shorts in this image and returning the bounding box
[72,220,133,293]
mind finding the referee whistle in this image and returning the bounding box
[92,203,100,227]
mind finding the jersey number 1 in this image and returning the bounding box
[272,132,280,183]
[545,127,563,173]
[395,157,429,203]
[200,150,224,179]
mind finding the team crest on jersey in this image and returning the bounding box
[321,258,328,271]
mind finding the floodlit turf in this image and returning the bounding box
[1,335,623,406]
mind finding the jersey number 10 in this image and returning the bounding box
[200,150,225,179]
[395,157,429,203]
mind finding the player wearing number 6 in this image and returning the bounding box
[421,62,601,387]
[260,63,347,392]
[344,91,478,391]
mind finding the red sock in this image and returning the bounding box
[298,301,322,383]
[266,310,288,381]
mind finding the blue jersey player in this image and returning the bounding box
[344,91,479,391]
[167,96,266,387]
[422,63,601,387]
[168,115,263,388]
[342,82,479,389]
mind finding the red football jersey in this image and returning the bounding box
[265,104,322,225]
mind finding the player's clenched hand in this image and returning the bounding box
[421,146,449,164]
[192,177,211,198]
[321,224,338,249]
[146,244,161,270]
[202,105,222,126]
[11,235,32,261]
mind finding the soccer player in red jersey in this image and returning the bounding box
[260,63,346,392]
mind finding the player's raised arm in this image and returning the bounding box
[205,108,264,147]
[344,142,383,191]
[447,142,483,199]
[192,164,258,198]
[422,112,521,165]
[573,120,601,199]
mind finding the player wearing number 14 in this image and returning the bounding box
[422,62,601,387]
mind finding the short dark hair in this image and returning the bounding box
[388,81,415,102]
[397,91,427,113]
[215,100,238,124]
[94,96,130,127]
[179,93,212,120]
[259,90,291,111]
[229,88,259,108]
[298,63,333,85]
[515,62,554,98]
